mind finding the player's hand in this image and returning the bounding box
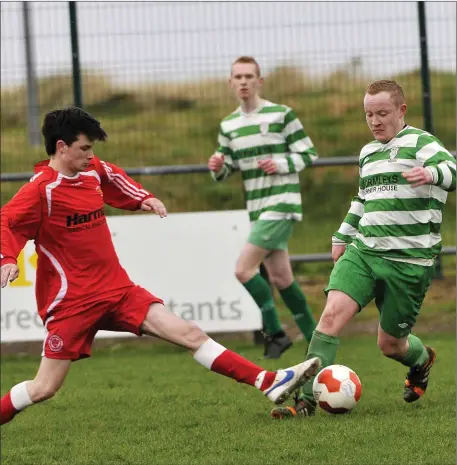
[331,244,347,263]
[1,264,19,288]
[402,167,433,188]
[258,159,278,175]
[141,197,167,218]
[208,154,224,172]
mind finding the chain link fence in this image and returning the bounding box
[1,2,455,258]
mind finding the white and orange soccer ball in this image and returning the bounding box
[312,365,362,414]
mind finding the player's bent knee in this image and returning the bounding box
[316,292,358,336]
[377,336,407,359]
[265,273,278,287]
[234,268,254,284]
[267,274,290,289]
[379,344,403,359]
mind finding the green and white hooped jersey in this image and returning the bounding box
[211,100,318,222]
[333,125,456,265]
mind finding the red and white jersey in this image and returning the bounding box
[1,157,154,323]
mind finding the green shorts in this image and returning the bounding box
[248,220,294,251]
[325,245,435,338]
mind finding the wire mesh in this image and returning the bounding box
[1,2,455,233]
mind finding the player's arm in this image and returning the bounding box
[96,158,165,215]
[209,128,238,182]
[330,187,365,263]
[332,188,365,246]
[404,135,456,191]
[275,108,319,174]
[1,183,42,286]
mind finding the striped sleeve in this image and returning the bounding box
[280,108,318,173]
[416,135,456,192]
[97,158,154,210]
[332,189,365,244]
[211,127,238,182]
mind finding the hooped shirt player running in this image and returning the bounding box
[270,80,456,420]
[0,107,320,426]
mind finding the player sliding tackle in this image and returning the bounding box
[271,80,456,419]
[0,107,320,426]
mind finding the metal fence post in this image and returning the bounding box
[22,2,40,146]
[69,2,83,108]
[417,1,443,279]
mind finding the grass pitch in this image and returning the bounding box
[1,334,455,465]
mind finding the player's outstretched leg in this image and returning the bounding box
[141,303,320,404]
[1,358,70,425]
[194,338,321,404]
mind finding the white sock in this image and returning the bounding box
[10,381,33,411]
[254,371,267,389]
[193,338,226,369]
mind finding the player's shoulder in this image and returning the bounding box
[221,108,242,124]
[399,125,431,138]
[219,109,243,136]
[10,165,50,201]
[413,128,445,147]
[29,160,56,185]
[89,156,128,182]
[89,155,103,170]
[89,155,111,175]
[259,100,296,119]
[359,140,382,160]
[261,100,292,114]
[397,126,446,150]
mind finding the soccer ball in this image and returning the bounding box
[312,365,362,414]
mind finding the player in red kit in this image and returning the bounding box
[0,107,320,426]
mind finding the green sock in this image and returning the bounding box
[242,274,282,336]
[279,281,317,342]
[396,334,429,367]
[300,330,340,405]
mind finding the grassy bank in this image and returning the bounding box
[1,67,455,258]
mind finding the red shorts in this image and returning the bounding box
[42,285,163,361]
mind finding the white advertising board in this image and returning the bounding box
[1,210,262,343]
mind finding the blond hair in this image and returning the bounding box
[231,56,261,77]
[366,80,405,106]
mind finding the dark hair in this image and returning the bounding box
[41,107,108,155]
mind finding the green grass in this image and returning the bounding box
[1,334,455,465]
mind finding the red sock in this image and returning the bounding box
[1,392,19,425]
[211,350,277,390]
[193,339,277,391]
